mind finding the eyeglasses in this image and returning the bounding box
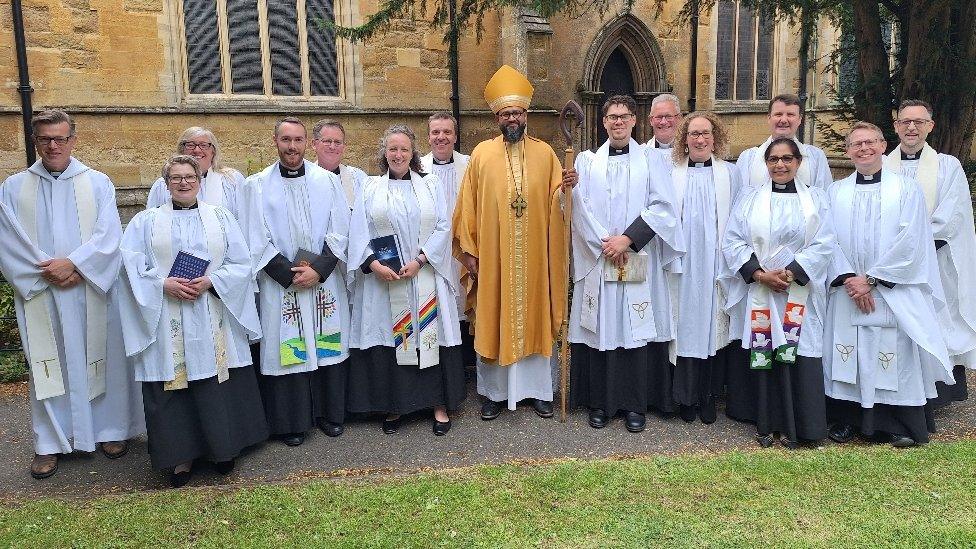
[35,136,72,146]
[894,119,932,128]
[167,175,199,184]
[688,130,713,139]
[848,138,882,149]
[604,114,634,123]
[765,155,798,165]
[497,109,526,120]
[652,115,678,123]
[314,139,344,146]
[180,141,213,151]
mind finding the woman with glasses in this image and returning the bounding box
[120,154,268,487]
[147,127,245,217]
[649,112,744,425]
[722,137,834,448]
[346,125,465,436]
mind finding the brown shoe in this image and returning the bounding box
[100,441,129,459]
[30,454,59,479]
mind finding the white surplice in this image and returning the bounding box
[569,140,684,350]
[823,170,953,407]
[238,161,351,375]
[147,168,245,218]
[650,153,743,359]
[333,164,369,208]
[347,171,461,351]
[737,137,833,190]
[0,158,144,454]
[885,146,976,367]
[722,182,835,357]
[119,202,260,382]
[421,151,471,320]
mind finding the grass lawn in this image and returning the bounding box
[2,441,975,548]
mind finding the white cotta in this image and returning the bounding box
[721,181,835,357]
[737,137,833,190]
[147,168,245,218]
[118,202,260,383]
[569,140,684,350]
[652,154,742,359]
[347,172,461,354]
[885,146,976,367]
[0,158,144,454]
[337,164,369,209]
[421,151,470,320]
[238,161,351,375]
[823,170,952,407]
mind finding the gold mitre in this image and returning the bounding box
[484,65,533,113]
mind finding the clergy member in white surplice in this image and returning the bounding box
[346,125,465,436]
[119,155,268,488]
[645,94,683,153]
[735,94,833,190]
[311,119,368,209]
[0,109,143,480]
[824,122,952,448]
[146,127,245,218]
[420,111,474,369]
[722,137,834,449]
[569,95,684,434]
[649,111,744,424]
[884,99,976,407]
[238,117,351,447]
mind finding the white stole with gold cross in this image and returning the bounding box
[18,172,106,401]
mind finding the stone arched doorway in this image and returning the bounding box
[580,14,669,150]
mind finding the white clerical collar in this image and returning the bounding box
[900,148,922,160]
[432,155,454,165]
[656,141,672,149]
[688,158,712,168]
[609,144,629,156]
[279,163,305,178]
[856,169,882,184]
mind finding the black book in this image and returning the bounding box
[293,248,320,268]
[370,234,403,272]
[169,251,210,279]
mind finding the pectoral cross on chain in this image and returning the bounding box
[511,194,527,218]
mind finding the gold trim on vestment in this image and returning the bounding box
[505,140,527,358]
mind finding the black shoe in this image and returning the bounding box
[890,434,918,448]
[678,405,697,423]
[532,399,554,419]
[170,469,193,488]
[756,433,774,448]
[588,408,609,429]
[433,419,452,436]
[481,400,503,420]
[213,459,235,475]
[699,398,717,425]
[317,418,344,438]
[382,417,401,434]
[780,437,799,450]
[625,411,646,433]
[281,433,305,447]
[828,423,856,444]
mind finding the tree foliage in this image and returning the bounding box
[336,0,976,159]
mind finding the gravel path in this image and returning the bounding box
[1,371,972,500]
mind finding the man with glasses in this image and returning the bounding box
[645,94,683,151]
[0,109,144,479]
[238,117,352,444]
[311,119,367,208]
[569,95,683,432]
[453,65,577,420]
[736,94,833,189]
[822,121,952,448]
[884,99,976,406]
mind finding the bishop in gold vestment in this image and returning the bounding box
[452,65,570,417]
